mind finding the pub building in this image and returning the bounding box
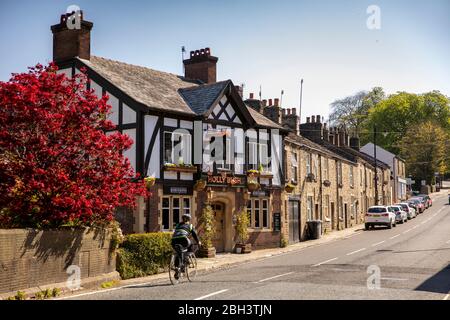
[50,12,288,252]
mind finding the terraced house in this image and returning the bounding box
[50,12,289,252]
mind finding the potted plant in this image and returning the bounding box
[247,169,260,177]
[247,177,260,192]
[144,176,156,189]
[285,183,295,193]
[197,204,216,258]
[234,207,251,253]
[194,179,206,191]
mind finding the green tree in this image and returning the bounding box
[398,121,449,184]
[363,91,450,154]
[329,87,385,137]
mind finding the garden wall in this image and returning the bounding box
[0,228,119,295]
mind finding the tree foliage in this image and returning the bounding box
[398,121,449,184]
[0,63,147,228]
[363,91,450,154]
[329,87,385,137]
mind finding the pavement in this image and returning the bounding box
[58,189,450,300]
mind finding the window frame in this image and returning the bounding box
[163,130,192,165]
[248,197,271,229]
[161,195,192,231]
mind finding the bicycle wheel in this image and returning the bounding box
[186,253,198,282]
[169,254,180,285]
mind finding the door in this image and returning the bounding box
[288,200,300,244]
[344,203,348,228]
[211,202,225,252]
[330,202,335,230]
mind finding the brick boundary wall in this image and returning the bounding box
[0,228,119,296]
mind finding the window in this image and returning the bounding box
[324,195,330,218]
[306,153,312,175]
[259,142,269,172]
[314,156,319,178]
[337,162,343,185]
[248,198,270,229]
[323,158,329,180]
[350,166,354,188]
[291,151,298,183]
[216,136,232,170]
[248,140,258,170]
[307,196,313,221]
[161,196,192,230]
[360,168,363,186]
[351,196,355,217]
[164,131,191,164]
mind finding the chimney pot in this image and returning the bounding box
[262,100,267,107]
[274,98,279,106]
[311,115,315,123]
[291,108,296,115]
[249,93,254,99]
[316,115,321,123]
[287,109,291,115]
[306,117,310,123]
[269,99,273,106]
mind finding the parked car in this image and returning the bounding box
[365,206,396,230]
[417,194,432,208]
[406,198,421,214]
[389,205,408,224]
[409,197,426,213]
[395,203,416,219]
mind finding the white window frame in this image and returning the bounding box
[164,131,192,165]
[161,196,192,231]
[307,196,313,221]
[306,153,312,175]
[291,151,298,183]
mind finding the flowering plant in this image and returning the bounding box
[0,63,148,228]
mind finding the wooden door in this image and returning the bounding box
[211,203,225,252]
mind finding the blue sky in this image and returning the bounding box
[0,0,448,122]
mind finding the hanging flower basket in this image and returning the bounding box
[247,180,260,192]
[246,169,260,177]
[285,183,295,193]
[194,179,207,191]
[144,176,156,189]
[323,180,331,187]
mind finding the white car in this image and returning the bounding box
[365,206,396,230]
[395,203,416,220]
[389,205,408,224]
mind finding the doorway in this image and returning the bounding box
[344,203,348,228]
[211,202,225,252]
[288,200,300,243]
[330,202,335,230]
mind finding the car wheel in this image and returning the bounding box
[365,224,370,231]
[387,221,392,229]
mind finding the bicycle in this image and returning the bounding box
[169,243,198,285]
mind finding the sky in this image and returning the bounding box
[0,0,449,122]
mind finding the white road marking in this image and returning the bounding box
[446,240,450,244]
[255,272,294,283]
[381,277,408,281]
[412,225,419,229]
[312,257,338,267]
[346,248,366,256]
[372,241,385,247]
[390,234,400,240]
[54,286,125,300]
[403,229,413,234]
[194,289,229,300]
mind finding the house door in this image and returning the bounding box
[211,202,225,252]
[288,200,300,244]
[344,203,348,228]
[330,202,335,230]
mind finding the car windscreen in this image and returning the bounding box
[368,207,386,213]
[391,207,400,212]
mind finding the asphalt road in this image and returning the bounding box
[67,193,450,300]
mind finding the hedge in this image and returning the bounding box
[116,232,172,280]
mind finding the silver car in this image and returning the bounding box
[388,205,408,224]
[395,203,416,220]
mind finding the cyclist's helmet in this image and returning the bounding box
[182,214,191,221]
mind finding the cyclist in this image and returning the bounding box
[171,213,201,279]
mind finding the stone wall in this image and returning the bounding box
[0,228,117,295]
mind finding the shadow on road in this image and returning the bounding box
[415,264,450,294]
[393,248,450,254]
[125,283,173,289]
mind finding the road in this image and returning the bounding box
[67,193,450,300]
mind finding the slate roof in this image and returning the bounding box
[179,80,230,115]
[285,133,349,163]
[78,56,199,115]
[77,56,283,130]
[247,106,285,129]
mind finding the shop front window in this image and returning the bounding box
[161,196,192,230]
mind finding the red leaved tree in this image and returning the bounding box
[0,63,147,228]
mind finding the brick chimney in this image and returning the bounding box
[338,127,348,146]
[51,11,93,63]
[300,114,324,142]
[263,99,282,124]
[282,107,300,135]
[244,92,262,113]
[350,136,360,151]
[183,48,218,84]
